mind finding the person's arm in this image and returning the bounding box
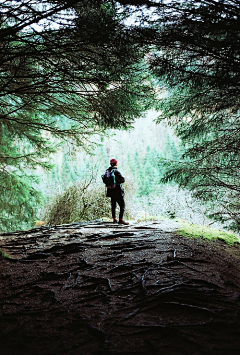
[115,169,125,184]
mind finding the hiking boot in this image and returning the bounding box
[113,218,118,224]
[118,219,129,225]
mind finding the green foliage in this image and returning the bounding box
[0,119,52,231]
[177,222,240,247]
[5,0,240,232]
[0,1,156,231]
[146,0,240,229]
[0,170,41,232]
[0,250,12,259]
[132,139,181,197]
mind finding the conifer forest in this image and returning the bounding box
[1,0,240,233]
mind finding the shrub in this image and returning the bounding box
[42,180,131,225]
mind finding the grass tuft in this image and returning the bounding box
[0,249,12,259]
[177,222,240,246]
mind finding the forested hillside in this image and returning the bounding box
[40,111,216,229]
[39,110,182,224]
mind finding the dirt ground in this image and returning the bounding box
[0,220,240,355]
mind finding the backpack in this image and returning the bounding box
[102,169,116,189]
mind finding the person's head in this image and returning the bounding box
[110,158,117,167]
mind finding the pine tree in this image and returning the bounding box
[145,0,240,229]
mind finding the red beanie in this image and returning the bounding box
[110,158,117,165]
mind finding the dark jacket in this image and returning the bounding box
[106,166,125,198]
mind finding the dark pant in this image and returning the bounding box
[111,196,125,220]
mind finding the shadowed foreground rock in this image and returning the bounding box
[0,220,240,355]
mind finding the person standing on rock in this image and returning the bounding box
[102,158,129,225]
